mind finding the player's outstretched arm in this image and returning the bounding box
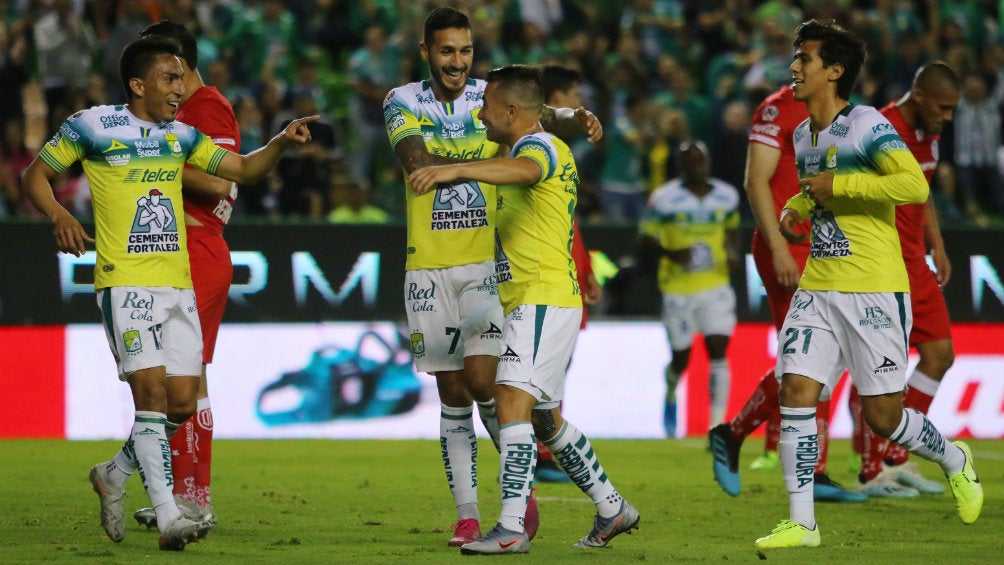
[22,158,93,256]
[542,106,602,143]
[216,115,320,185]
[410,157,542,195]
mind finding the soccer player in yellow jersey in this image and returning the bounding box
[640,140,740,436]
[410,64,638,555]
[384,7,601,547]
[754,20,982,550]
[22,35,317,551]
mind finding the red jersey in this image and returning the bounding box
[176,86,240,235]
[880,102,939,266]
[748,86,809,225]
[571,220,593,328]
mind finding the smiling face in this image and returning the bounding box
[789,39,839,103]
[477,82,509,144]
[421,27,474,102]
[131,53,185,123]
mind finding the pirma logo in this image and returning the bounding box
[481,323,502,340]
[873,356,898,375]
[500,346,520,363]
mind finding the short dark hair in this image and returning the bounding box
[140,20,199,71]
[424,7,470,47]
[914,61,960,92]
[540,65,581,104]
[119,35,182,100]
[486,65,544,109]
[793,19,867,100]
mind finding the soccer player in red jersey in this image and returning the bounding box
[134,20,242,527]
[852,62,960,497]
[707,83,864,502]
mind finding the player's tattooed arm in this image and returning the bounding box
[394,135,461,174]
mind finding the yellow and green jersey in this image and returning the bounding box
[39,105,228,290]
[495,132,581,314]
[787,105,928,292]
[384,79,499,270]
[640,178,740,295]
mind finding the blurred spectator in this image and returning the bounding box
[215,0,302,86]
[620,0,687,64]
[709,99,752,215]
[0,119,37,217]
[954,68,1004,220]
[648,106,689,189]
[33,0,97,130]
[932,162,968,225]
[97,1,151,102]
[0,10,30,128]
[326,177,389,224]
[742,27,793,95]
[599,95,651,224]
[347,24,401,197]
[274,92,339,219]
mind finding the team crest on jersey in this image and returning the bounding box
[164,133,182,156]
[430,181,488,231]
[410,332,426,357]
[761,104,779,122]
[122,329,142,354]
[809,209,852,259]
[826,145,838,169]
[127,188,181,254]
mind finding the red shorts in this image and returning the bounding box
[907,260,952,345]
[752,232,809,331]
[188,226,232,363]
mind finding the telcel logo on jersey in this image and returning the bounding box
[125,168,178,183]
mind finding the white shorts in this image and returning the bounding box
[97,286,203,381]
[496,304,581,408]
[775,290,912,396]
[661,284,737,351]
[405,261,504,373]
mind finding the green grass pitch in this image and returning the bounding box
[1,438,1000,564]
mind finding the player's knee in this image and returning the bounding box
[531,409,560,441]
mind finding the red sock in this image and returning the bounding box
[764,409,781,453]
[855,385,889,482]
[729,370,779,442]
[814,400,831,474]
[849,386,864,455]
[537,440,554,463]
[193,404,214,507]
[170,419,196,500]
[883,385,936,465]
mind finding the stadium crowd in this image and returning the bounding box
[1,0,1003,226]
